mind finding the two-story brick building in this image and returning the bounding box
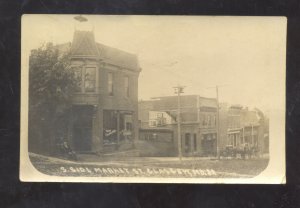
[138,95,218,156]
[218,104,266,153]
[57,30,141,154]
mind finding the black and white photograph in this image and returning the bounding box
[20,15,286,183]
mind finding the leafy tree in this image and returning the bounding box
[28,43,77,155]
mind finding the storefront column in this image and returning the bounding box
[242,127,245,144]
[116,111,120,145]
[133,111,139,149]
[251,124,254,145]
[91,106,101,152]
[198,132,203,155]
[97,108,103,152]
[190,134,194,154]
[215,133,218,155]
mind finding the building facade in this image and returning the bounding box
[139,95,218,156]
[61,30,141,154]
[218,104,266,153]
[139,97,267,157]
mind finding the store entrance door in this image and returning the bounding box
[72,105,93,152]
[184,133,191,153]
[201,134,216,156]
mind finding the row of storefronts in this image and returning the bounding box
[138,95,219,157]
[138,97,267,157]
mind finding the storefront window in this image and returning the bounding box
[124,114,132,131]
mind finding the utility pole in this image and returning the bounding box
[206,84,228,159]
[216,86,220,159]
[174,85,185,161]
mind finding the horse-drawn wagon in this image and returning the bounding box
[219,143,259,159]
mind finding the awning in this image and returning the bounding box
[227,131,240,134]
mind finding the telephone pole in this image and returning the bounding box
[206,84,228,159]
[216,86,220,159]
[174,85,185,161]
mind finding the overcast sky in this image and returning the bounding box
[22,15,286,112]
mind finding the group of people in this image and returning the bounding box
[56,137,78,161]
[220,143,260,159]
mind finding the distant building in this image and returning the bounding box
[58,30,141,154]
[219,104,266,153]
[139,95,218,156]
[148,111,173,127]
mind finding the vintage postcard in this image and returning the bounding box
[20,15,286,183]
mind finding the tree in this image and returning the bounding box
[28,43,77,155]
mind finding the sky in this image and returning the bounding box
[22,15,286,112]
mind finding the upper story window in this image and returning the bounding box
[207,115,211,126]
[84,67,96,92]
[73,67,82,92]
[157,113,163,118]
[124,76,129,97]
[157,117,167,126]
[72,66,96,93]
[108,72,114,96]
[202,115,206,126]
[149,120,157,127]
[201,114,216,127]
[214,115,216,126]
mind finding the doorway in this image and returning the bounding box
[201,134,216,156]
[184,133,191,153]
[72,105,94,152]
